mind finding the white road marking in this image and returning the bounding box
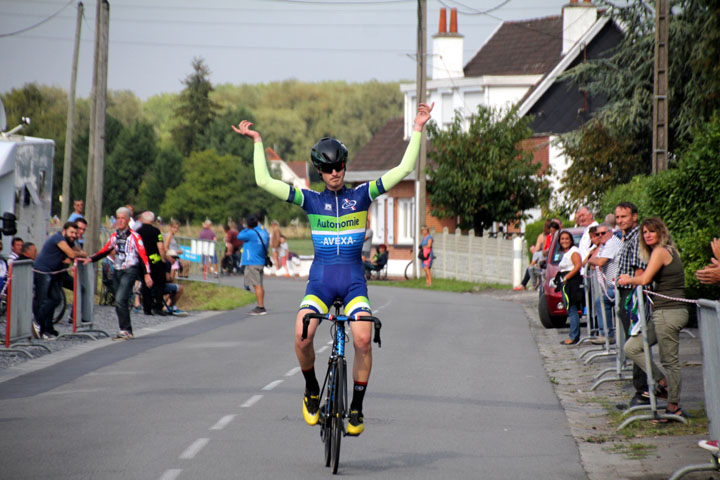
[158,469,183,480]
[262,380,283,391]
[285,367,301,376]
[179,438,209,459]
[241,394,263,408]
[210,414,236,431]
[317,345,329,353]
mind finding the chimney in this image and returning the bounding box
[562,0,597,55]
[449,8,458,33]
[432,8,464,80]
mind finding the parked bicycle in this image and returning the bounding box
[301,298,382,474]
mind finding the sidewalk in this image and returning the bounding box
[509,289,719,480]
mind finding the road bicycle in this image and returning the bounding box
[301,299,382,474]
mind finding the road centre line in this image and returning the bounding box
[241,394,263,407]
[285,366,301,376]
[210,414,236,430]
[262,380,283,391]
[179,438,209,459]
[158,469,183,480]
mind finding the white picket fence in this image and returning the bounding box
[432,227,528,285]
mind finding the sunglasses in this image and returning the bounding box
[318,162,345,174]
[594,230,609,236]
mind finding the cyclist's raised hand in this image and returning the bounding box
[231,120,262,143]
[413,102,435,131]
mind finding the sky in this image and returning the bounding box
[1,0,571,101]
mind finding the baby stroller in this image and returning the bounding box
[99,258,116,306]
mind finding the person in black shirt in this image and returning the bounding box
[135,211,167,315]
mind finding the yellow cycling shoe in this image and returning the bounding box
[346,410,364,436]
[303,391,320,426]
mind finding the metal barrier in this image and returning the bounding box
[668,299,720,479]
[173,235,221,282]
[579,271,618,364]
[57,261,108,340]
[1,260,50,358]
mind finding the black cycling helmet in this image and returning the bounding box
[310,137,348,172]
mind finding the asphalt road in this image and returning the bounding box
[0,280,586,479]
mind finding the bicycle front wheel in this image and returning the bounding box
[322,365,334,467]
[53,290,67,324]
[404,260,415,280]
[330,358,345,474]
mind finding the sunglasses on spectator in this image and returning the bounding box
[594,230,609,236]
[318,162,345,174]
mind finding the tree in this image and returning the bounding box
[160,149,286,223]
[196,105,255,159]
[559,119,648,210]
[103,120,157,214]
[171,57,218,156]
[136,146,184,211]
[426,106,551,232]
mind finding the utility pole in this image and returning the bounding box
[414,0,427,278]
[652,0,669,173]
[61,1,83,221]
[85,0,109,254]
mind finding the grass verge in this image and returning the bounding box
[369,277,511,293]
[176,280,256,311]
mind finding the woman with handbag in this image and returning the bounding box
[420,226,433,287]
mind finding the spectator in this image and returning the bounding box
[198,219,218,277]
[576,206,599,275]
[542,222,561,258]
[237,214,269,315]
[0,239,6,293]
[363,244,388,278]
[7,237,23,266]
[556,230,583,345]
[74,217,87,250]
[222,223,242,275]
[18,242,37,260]
[614,202,650,407]
[136,211,167,316]
[587,224,622,344]
[68,199,84,222]
[515,245,543,290]
[362,220,373,262]
[164,219,190,278]
[33,222,86,339]
[126,204,142,231]
[420,225,433,287]
[619,217,688,419]
[163,249,188,316]
[82,207,153,341]
[277,234,290,277]
[695,237,720,285]
[604,213,622,238]
[270,220,281,271]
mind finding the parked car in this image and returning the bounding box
[537,227,585,329]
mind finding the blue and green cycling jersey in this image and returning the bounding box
[286,181,384,265]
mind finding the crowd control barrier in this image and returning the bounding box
[668,299,720,479]
[1,260,50,358]
[579,272,618,365]
[58,260,108,340]
[617,286,687,429]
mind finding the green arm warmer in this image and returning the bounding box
[254,141,291,201]
[379,131,422,192]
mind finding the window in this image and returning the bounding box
[396,197,414,245]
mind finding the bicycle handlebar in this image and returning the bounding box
[301,312,382,348]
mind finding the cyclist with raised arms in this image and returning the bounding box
[232,102,433,436]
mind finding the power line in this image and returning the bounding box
[0,0,75,37]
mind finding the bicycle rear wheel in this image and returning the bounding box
[52,289,67,324]
[330,358,345,474]
[404,260,415,280]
